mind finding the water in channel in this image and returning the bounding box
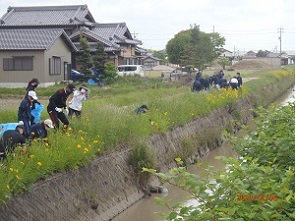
[112,86,295,221]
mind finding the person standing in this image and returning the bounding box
[47,84,75,129]
[236,72,243,88]
[68,85,89,118]
[0,125,26,161]
[18,91,37,137]
[26,78,43,124]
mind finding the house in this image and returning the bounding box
[244,50,257,58]
[0,5,144,86]
[220,49,233,58]
[142,54,161,69]
[0,28,77,87]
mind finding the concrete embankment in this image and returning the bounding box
[0,80,294,221]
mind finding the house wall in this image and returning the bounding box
[43,37,73,85]
[0,51,45,88]
[243,57,281,67]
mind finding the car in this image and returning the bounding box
[117,65,144,77]
[71,69,84,81]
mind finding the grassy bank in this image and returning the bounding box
[0,65,294,205]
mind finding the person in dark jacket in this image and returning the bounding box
[0,125,26,161]
[18,91,37,137]
[29,119,54,139]
[236,72,243,88]
[47,84,75,129]
[26,78,42,124]
[26,78,39,93]
[135,105,149,114]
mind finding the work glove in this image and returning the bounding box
[18,121,24,125]
[55,107,62,112]
[64,108,69,115]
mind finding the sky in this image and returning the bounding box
[0,0,294,54]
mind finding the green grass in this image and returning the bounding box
[0,65,294,205]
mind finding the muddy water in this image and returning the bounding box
[112,86,295,221]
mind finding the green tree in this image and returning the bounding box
[256,50,269,57]
[152,49,168,63]
[93,43,108,77]
[166,25,225,70]
[76,34,93,79]
[104,62,117,84]
[218,57,231,70]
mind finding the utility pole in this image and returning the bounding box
[132,31,138,39]
[278,27,284,65]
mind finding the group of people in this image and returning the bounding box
[192,70,243,92]
[0,79,90,162]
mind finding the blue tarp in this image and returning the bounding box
[31,103,44,123]
[0,123,18,136]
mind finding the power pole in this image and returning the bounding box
[132,31,138,39]
[278,27,284,64]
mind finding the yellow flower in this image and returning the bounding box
[7,184,10,190]
[80,137,84,141]
[68,127,73,131]
[20,162,25,166]
[93,140,99,144]
[31,132,35,135]
[78,129,83,133]
[16,175,21,180]
[9,167,13,172]
[77,144,81,149]
[97,147,101,152]
[44,142,49,147]
[83,148,89,154]
[164,112,168,116]
[29,154,35,158]
[37,162,42,166]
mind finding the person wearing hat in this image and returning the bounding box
[47,84,75,129]
[29,119,54,140]
[68,85,90,118]
[18,90,37,137]
[25,78,43,125]
[0,124,26,161]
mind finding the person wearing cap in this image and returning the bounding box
[29,119,54,140]
[26,78,43,125]
[68,85,90,118]
[0,125,26,161]
[18,91,37,137]
[47,84,75,129]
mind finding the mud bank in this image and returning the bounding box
[0,94,256,221]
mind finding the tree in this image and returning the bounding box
[104,62,117,84]
[76,34,93,79]
[166,25,225,70]
[93,43,108,77]
[218,57,231,70]
[256,50,269,57]
[152,49,168,63]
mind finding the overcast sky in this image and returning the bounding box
[0,0,294,54]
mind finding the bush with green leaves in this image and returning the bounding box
[143,102,295,220]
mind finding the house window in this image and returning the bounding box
[49,57,61,75]
[3,57,33,71]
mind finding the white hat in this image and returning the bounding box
[44,119,54,128]
[80,88,86,93]
[28,91,38,100]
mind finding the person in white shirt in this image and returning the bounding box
[68,85,89,118]
[229,77,239,90]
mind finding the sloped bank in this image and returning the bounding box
[0,81,294,221]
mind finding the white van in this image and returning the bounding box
[117,65,144,77]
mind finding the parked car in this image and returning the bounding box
[117,65,144,77]
[71,69,84,81]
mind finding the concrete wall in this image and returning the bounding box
[0,96,255,221]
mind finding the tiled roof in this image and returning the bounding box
[0,28,77,51]
[71,23,142,51]
[0,5,95,26]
